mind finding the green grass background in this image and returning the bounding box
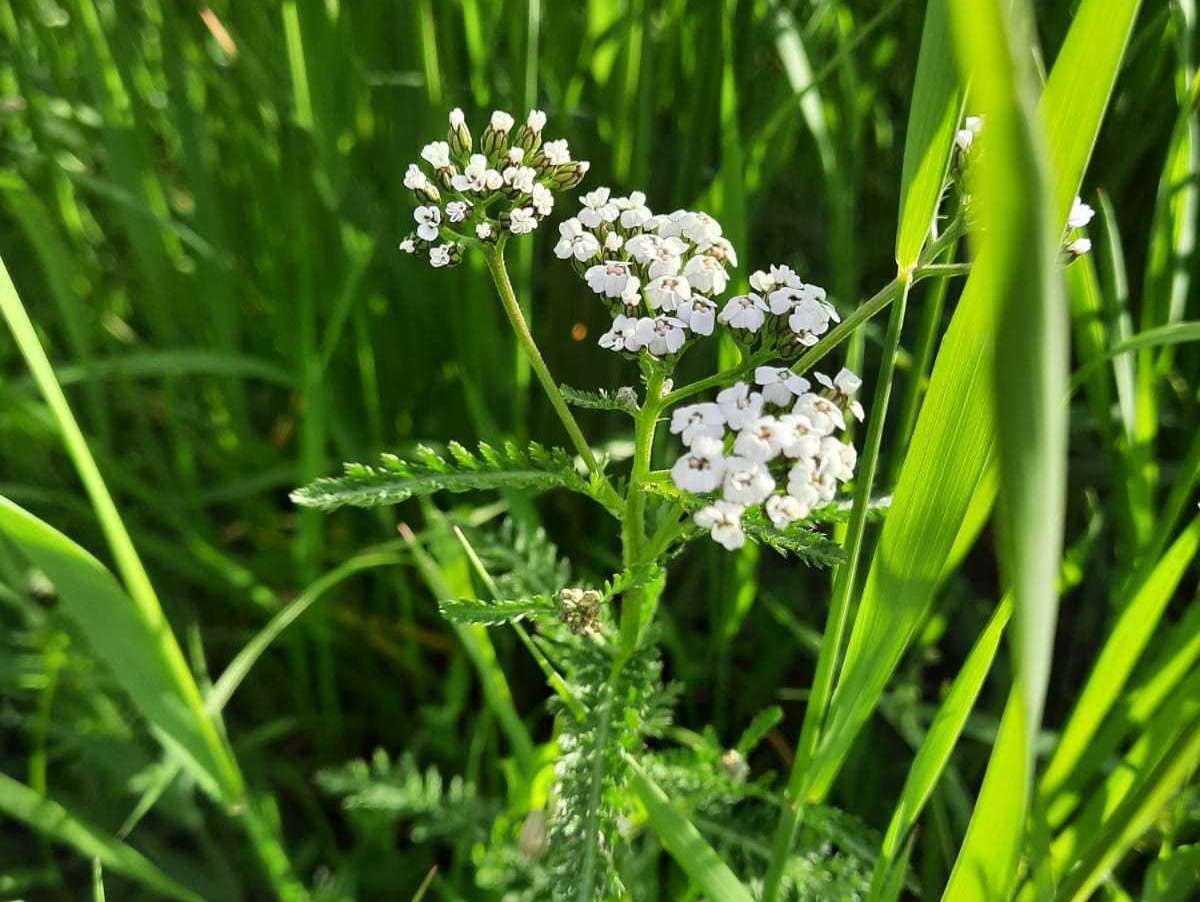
[0,0,1196,898]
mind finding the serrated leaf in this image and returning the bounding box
[560,383,639,415]
[290,441,603,512]
[436,594,556,626]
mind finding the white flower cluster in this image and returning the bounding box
[554,189,837,361]
[1065,195,1094,258]
[398,109,589,267]
[670,367,864,549]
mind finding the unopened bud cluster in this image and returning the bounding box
[559,587,603,637]
[398,108,590,267]
[670,368,864,549]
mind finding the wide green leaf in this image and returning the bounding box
[0,496,241,802]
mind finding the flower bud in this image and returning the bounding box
[447,107,472,157]
[547,160,590,190]
[514,108,546,154]
[481,109,515,157]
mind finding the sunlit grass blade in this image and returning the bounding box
[868,598,1012,898]
[1039,513,1200,807]
[0,771,201,901]
[624,755,755,902]
[894,0,962,272]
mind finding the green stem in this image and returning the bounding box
[483,245,620,509]
[618,369,666,657]
[760,275,914,902]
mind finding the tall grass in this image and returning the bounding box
[0,1,1197,899]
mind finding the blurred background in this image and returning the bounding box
[0,0,1194,898]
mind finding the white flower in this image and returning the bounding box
[421,141,452,169]
[634,315,687,356]
[542,139,571,165]
[788,298,836,345]
[1068,196,1094,230]
[683,211,723,244]
[671,444,726,494]
[579,187,620,228]
[716,382,764,430]
[449,108,466,129]
[732,415,785,462]
[815,368,865,421]
[722,455,775,505]
[648,239,688,279]
[765,494,805,530]
[683,254,729,295]
[414,205,442,241]
[604,232,624,252]
[694,501,746,550]
[585,261,637,298]
[718,294,768,332]
[792,392,846,435]
[617,192,654,229]
[677,297,716,335]
[503,165,537,194]
[429,243,454,268]
[490,110,515,133]
[531,183,554,216]
[955,115,983,151]
[699,237,738,267]
[645,275,691,311]
[1067,237,1092,257]
[787,458,836,511]
[818,436,857,482]
[404,163,433,192]
[598,314,641,352]
[445,200,471,223]
[554,218,601,262]
[399,237,416,253]
[508,207,538,235]
[506,147,526,165]
[475,222,494,240]
[768,281,827,315]
[670,403,725,446]
[624,233,660,263]
[452,154,497,192]
[526,109,547,133]
[755,366,811,407]
[777,413,821,459]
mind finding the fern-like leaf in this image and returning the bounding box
[559,383,639,415]
[437,594,556,625]
[290,441,600,512]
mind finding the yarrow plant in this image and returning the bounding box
[294,107,980,899]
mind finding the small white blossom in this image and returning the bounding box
[755,366,811,407]
[579,187,620,228]
[617,192,654,229]
[531,183,554,216]
[677,297,716,335]
[777,413,821,460]
[793,392,846,435]
[399,237,416,254]
[585,261,638,298]
[634,315,687,356]
[716,382,764,430]
[503,165,537,194]
[508,207,538,235]
[694,501,746,550]
[453,154,503,193]
[506,147,526,165]
[598,314,641,352]
[722,455,775,505]
[732,415,785,463]
[1068,196,1094,230]
[429,243,454,268]
[765,494,805,530]
[542,139,571,165]
[671,440,726,493]
[648,240,688,280]
[955,115,983,151]
[421,141,452,170]
[475,222,494,240]
[788,298,836,345]
[683,254,729,295]
[670,403,725,446]
[526,109,547,133]
[818,436,857,482]
[604,232,624,252]
[449,108,466,129]
[414,205,442,241]
[787,457,836,512]
[1067,237,1092,258]
[768,281,827,315]
[554,218,601,262]
[490,110,515,133]
[404,163,433,193]
[718,293,768,332]
[645,275,692,311]
[445,200,471,223]
[681,211,723,244]
[699,237,738,267]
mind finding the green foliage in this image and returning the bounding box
[437,593,557,625]
[560,384,640,415]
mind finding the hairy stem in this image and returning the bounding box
[483,245,620,508]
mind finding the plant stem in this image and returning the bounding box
[618,369,665,656]
[482,245,620,508]
[760,274,915,902]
